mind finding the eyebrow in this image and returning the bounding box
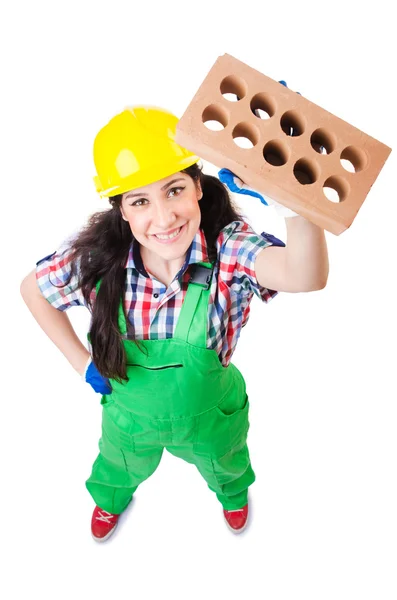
[124,178,186,199]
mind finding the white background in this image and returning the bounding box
[2,1,396,598]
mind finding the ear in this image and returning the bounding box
[196,181,203,201]
[120,205,129,222]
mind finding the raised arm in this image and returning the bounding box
[254,217,329,293]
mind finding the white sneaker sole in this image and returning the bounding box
[91,522,118,543]
[223,516,249,534]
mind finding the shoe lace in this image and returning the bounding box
[96,510,115,524]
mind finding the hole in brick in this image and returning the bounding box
[220,75,247,101]
[340,146,367,173]
[341,159,355,172]
[280,110,305,137]
[323,187,339,202]
[223,93,239,102]
[310,128,336,155]
[232,122,259,149]
[293,159,319,185]
[323,176,349,203]
[250,93,276,120]
[263,140,289,166]
[234,137,254,148]
[202,104,229,131]
[203,120,224,131]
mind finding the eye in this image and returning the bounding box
[168,186,185,197]
[128,186,185,207]
[129,198,147,207]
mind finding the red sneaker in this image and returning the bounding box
[223,504,249,534]
[91,506,120,542]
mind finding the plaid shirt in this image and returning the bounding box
[36,220,284,366]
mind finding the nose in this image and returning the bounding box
[151,199,177,230]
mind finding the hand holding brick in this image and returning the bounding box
[175,53,392,235]
[218,167,298,218]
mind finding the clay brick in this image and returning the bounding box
[175,53,392,235]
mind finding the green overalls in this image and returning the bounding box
[85,262,256,514]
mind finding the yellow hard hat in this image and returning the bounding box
[93,105,200,197]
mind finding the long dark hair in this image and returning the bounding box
[65,162,243,382]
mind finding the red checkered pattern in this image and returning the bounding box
[36,220,280,366]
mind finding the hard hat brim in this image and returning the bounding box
[96,155,200,198]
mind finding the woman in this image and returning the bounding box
[20,105,329,542]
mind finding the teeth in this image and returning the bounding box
[155,227,181,240]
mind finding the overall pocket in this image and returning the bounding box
[216,393,250,453]
[194,394,250,459]
[215,392,249,417]
[126,363,183,370]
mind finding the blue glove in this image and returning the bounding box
[219,80,311,217]
[278,79,301,95]
[83,359,112,395]
[218,167,269,206]
[219,168,298,217]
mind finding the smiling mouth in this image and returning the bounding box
[152,224,186,240]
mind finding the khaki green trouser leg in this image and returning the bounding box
[167,442,255,510]
[85,405,164,514]
[187,390,255,510]
[86,394,255,514]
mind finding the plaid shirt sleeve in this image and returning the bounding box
[217,220,285,302]
[35,242,87,311]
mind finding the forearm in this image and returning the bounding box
[285,216,329,290]
[20,270,90,375]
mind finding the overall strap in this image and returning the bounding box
[95,260,215,346]
[173,261,214,347]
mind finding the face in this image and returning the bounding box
[120,172,202,266]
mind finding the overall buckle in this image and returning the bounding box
[188,263,214,290]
